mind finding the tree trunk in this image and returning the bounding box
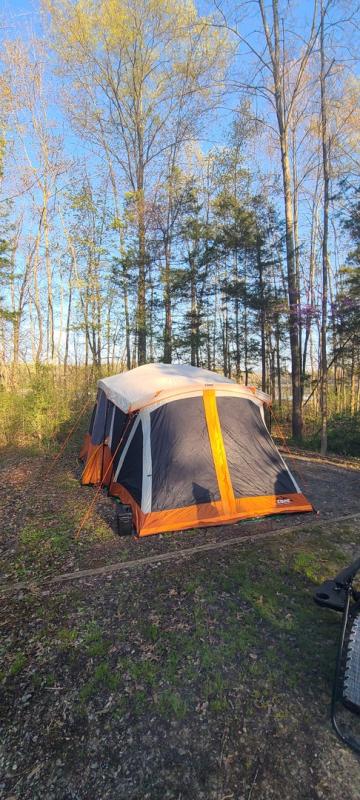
[123,268,131,370]
[190,255,197,367]
[281,139,303,439]
[292,127,303,400]
[257,236,266,392]
[258,0,304,439]
[302,181,319,388]
[33,228,43,364]
[64,261,73,374]
[163,240,172,363]
[234,248,241,380]
[320,0,329,455]
[243,254,249,385]
[43,190,54,361]
[275,324,282,408]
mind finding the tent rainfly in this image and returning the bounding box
[80,363,313,536]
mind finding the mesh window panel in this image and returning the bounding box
[151,397,220,511]
[216,396,296,497]
[111,408,131,473]
[117,420,143,506]
[105,401,114,438]
[88,403,97,436]
[92,390,108,444]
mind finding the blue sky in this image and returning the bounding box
[0,0,357,371]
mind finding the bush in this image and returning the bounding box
[0,364,101,449]
[304,412,360,457]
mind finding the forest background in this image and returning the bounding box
[0,0,359,456]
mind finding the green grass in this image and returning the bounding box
[82,622,110,658]
[79,662,119,702]
[292,551,325,582]
[19,520,73,557]
[157,690,188,719]
[58,627,79,648]
[205,672,228,713]
[141,622,160,642]
[8,652,27,677]
[125,658,158,686]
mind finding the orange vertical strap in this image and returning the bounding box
[203,389,235,515]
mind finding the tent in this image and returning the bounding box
[80,363,313,536]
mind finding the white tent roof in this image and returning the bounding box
[98,363,269,413]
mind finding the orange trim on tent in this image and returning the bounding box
[108,481,312,537]
[79,432,91,461]
[234,493,313,518]
[81,442,113,486]
[203,388,235,515]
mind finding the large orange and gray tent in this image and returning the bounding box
[80,363,313,536]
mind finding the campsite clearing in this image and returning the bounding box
[1,441,360,799]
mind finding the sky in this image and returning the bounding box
[1,0,358,364]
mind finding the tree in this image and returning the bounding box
[63,178,113,368]
[151,167,196,363]
[3,37,68,363]
[215,0,321,437]
[319,0,330,453]
[45,0,228,364]
[335,186,360,413]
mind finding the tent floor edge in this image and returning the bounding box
[138,500,313,536]
[106,486,312,537]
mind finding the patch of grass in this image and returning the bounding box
[85,519,115,542]
[205,672,228,713]
[9,652,27,677]
[292,551,323,582]
[49,529,72,554]
[45,672,58,687]
[112,698,129,718]
[157,690,187,719]
[164,650,180,683]
[222,619,258,656]
[19,520,73,558]
[19,526,47,547]
[164,629,197,660]
[126,658,158,686]
[199,642,215,671]
[13,560,30,578]
[184,578,199,594]
[60,473,79,489]
[31,671,58,689]
[209,696,228,713]
[79,661,119,702]
[58,627,78,649]
[133,689,148,714]
[142,622,159,643]
[83,621,109,658]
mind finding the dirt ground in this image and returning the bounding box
[1,440,360,799]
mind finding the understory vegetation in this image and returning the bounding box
[2,364,360,457]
